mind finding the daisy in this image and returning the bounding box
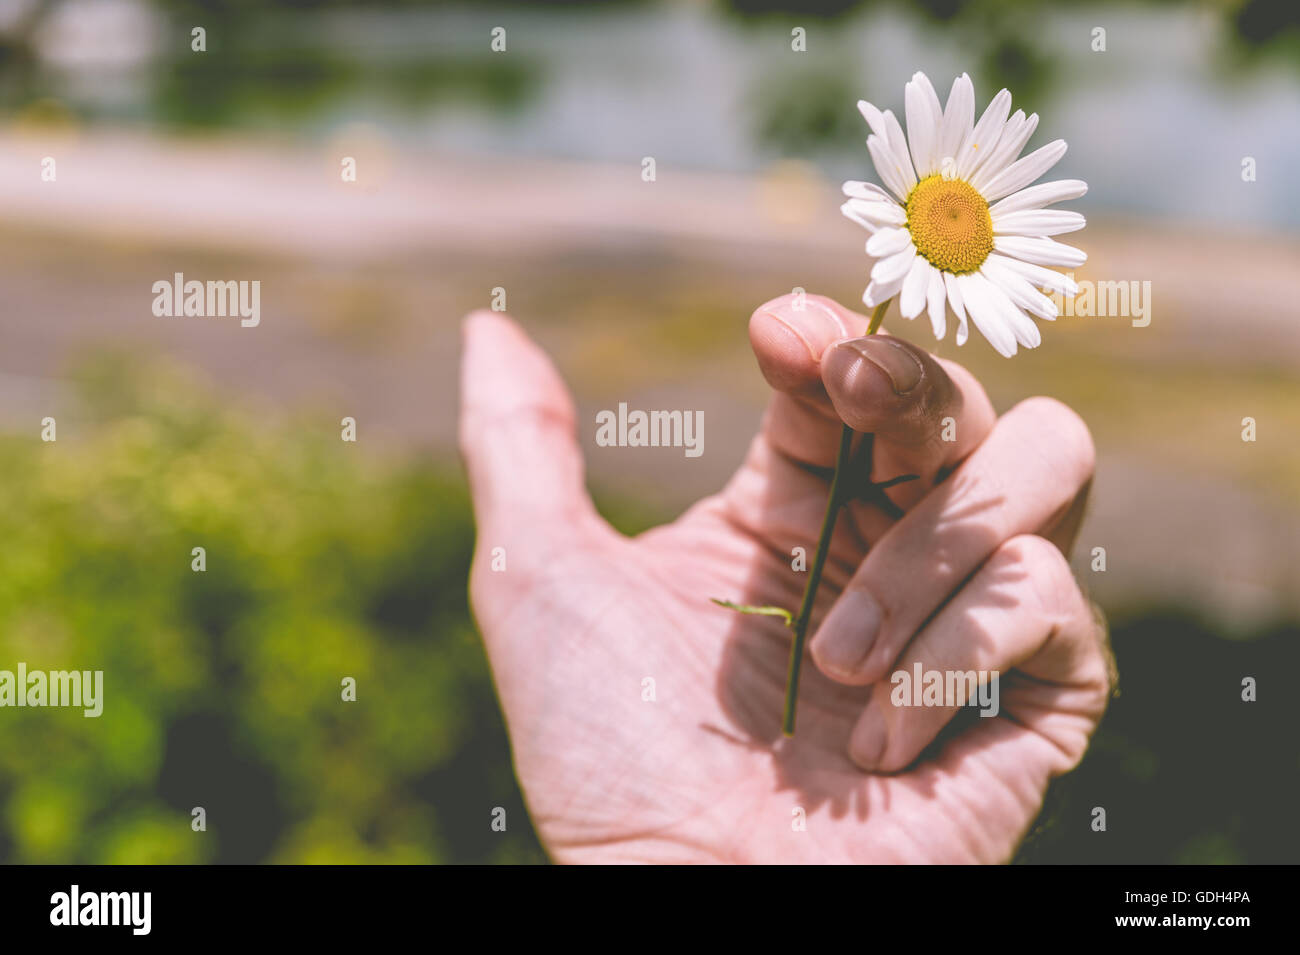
[841,72,1087,357]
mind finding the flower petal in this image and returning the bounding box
[857,100,891,140]
[981,139,1068,203]
[864,273,907,308]
[989,179,1088,216]
[871,243,917,285]
[991,254,1080,296]
[969,109,1022,188]
[843,180,898,202]
[992,209,1087,236]
[899,256,932,319]
[955,88,1012,180]
[843,197,907,231]
[957,272,1017,357]
[981,273,1042,348]
[942,271,969,345]
[861,101,916,191]
[841,200,880,234]
[926,266,947,340]
[867,134,912,202]
[863,102,915,180]
[981,255,1059,320]
[881,109,917,191]
[994,234,1087,268]
[971,111,1039,193]
[866,226,913,258]
[938,73,974,170]
[905,71,944,178]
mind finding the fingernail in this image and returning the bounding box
[810,588,882,678]
[849,703,888,769]
[837,337,923,395]
[760,295,851,362]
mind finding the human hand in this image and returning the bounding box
[459,292,1112,864]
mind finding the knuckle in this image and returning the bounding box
[995,533,1079,615]
[1009,396,1096,484]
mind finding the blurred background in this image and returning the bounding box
[0,0,1297,864]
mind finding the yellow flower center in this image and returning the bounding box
[905,175,994,274]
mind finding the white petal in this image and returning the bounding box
[969,110,1022,189]
[857,100,891,140]
[844,197,906,229]
[938,73,974,169]
[881,109,917,191]
[971,111,1039,193]
[866,226,913,258]
[981,139,1068,203]
[981,256,1058,320]
[841,200,880,234]
[992,254,1080,296]
[942,271,969,345]
[859,102,911,172]
[863,273,907,308]
[925,266,947,340]
[843,180,897,202]
[957,272,1017,357]
[994,234,1087,268]
[992,209,1087,236]
[871,243,917,285]
[981,274,1041,348]
[955,88,1011,180]
[989,179,1088,216]
[867,134,911,201]
[862,102,917,191]
[905,72,944,178]
[899,257,932,319]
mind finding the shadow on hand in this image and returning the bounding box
[707,448,1013,822]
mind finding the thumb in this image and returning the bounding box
[458,309,601,552]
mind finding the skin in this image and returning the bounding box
[459,291,1114,864]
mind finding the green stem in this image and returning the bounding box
[865,300,889,337]
[782,299,888,736]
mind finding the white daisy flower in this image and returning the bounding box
[841,71,1087,357]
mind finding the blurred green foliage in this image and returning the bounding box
[153,29,540,131]
[0,356,545,863]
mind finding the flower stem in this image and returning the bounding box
[782,299,888,736]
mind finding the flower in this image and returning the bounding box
[842,72,1087,357]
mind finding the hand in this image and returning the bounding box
[459,292,1113,864]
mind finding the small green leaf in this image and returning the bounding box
[710,598,794,627]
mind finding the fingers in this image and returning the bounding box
[809,395,1095,685]
[846,534,1109,772]
[822,338,995,502]
[458,309,602,551]
[748,293,996,502]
